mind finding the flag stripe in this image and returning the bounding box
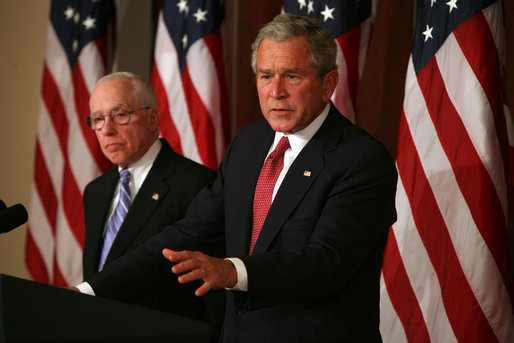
[336,25,361,107]
[181,63,218,170]
[203,30,230,161]
[153,12,202,165]
[379,275,409,343]
[151,63,184,155]
[151,1,229,171]
[381,227,431,343]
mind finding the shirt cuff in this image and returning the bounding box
[225,257,248,291]
[76,282,96,295]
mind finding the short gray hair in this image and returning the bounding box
[251,13,337,80]
[94,71,158,108]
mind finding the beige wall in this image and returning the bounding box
[0,0,50,280]
[0,1,152,281]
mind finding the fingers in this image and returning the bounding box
[162,248,190,263]
[161,249,238,296]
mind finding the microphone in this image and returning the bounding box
[0,203,28,234]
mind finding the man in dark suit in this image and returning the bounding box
[79,15,397,342]
[81,72,217,321]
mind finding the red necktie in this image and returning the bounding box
[250,136,290,254]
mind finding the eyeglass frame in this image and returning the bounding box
[86,106,152,130]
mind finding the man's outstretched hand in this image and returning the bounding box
[162,249,237,296]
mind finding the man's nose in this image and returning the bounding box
[270,77,287,99]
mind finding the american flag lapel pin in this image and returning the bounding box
[303,170,311,177]
[152,193,159,201]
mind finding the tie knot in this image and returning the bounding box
[270,136,290,159]
[119,168,131,185]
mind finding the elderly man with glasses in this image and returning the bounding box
[81,72,223,332]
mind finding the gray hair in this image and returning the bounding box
[251,13,337,80]
[94,71,158,108]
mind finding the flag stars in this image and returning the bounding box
[72,39,79,53]
[422,24,434,42]
[297,0,306,10]
[182,34,188,48]
[177,0,189,16]
[431,0,437,6]
[64,6,75,20]
[320,5,335,22]
[83,16,96,30]
[193,8,208,23]
[446,0,458,13]
[307,1,314,14]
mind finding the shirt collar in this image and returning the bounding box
[271,102,330,156]
[118,139,162,191]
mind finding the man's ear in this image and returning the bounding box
[149,107,160,131]
[321,69,339,102]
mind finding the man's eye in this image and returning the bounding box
[114,112,128,119]
[92,116,104,123]
[287,74,296,79]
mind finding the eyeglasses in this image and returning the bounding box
[86,107,151,130]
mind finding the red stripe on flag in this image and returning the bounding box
[52,257,68,287]
[73,64,112,174]
[25,228,50,284]
[335,24,361,105]
[41,65,69,154]
[455,12,508,164]
[94,37,109,74]
[181,64,218,170]
[397,106,498,342]
[62,162,86,247]
[151,63,184,156]
[33,141,58,231]
[382,225,430,343]
[203,30,230,147]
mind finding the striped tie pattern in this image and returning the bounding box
[98,168,131,271]
[250,136,290,254]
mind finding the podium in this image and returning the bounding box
[0,274,209,342]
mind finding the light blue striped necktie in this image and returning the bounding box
[98,168,131,271]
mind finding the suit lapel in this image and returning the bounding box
[105,142,173,264]
[251,108,342,254]
[230,127,275,256]
[85,167,118,274]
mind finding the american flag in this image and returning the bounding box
[380,1,514,342]
[283,0,375,122]
[25,0,115,287]
[151,0,229,171]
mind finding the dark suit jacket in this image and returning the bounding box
[82,138,218,321]
[87,105,398,343]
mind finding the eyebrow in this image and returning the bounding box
[257,67,303,75]
[90,103,130,115]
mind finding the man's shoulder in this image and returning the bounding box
[83,166,117,200]
[156,139,216,178]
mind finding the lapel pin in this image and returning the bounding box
[152,193,159,201]
[303,170,311,177]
